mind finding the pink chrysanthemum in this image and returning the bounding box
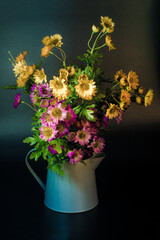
[47,103,67,124]
[81,119,91,128]
[50,97,58,106]
[56,121,69,138]
[30,84,39,105]
[13,93,21,108]
[37,83,52,98]
[74,128,92,146]
[48,145,58,155]
[85,123,98,136]
[40,112,52,125]
[65,105,77,126]
[40,99,49,108]
[68,132,76,141]
[68,148,83,164]
[39,123,58,142]
[90,136,105,154]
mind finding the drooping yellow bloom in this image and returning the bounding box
[75,78,97,100]
[49,76,71,101]
[105,35,115,51]
[13,60,26,77]
[42,36,52,46]
[15,51,27,63]
[106,104,120,119]
[50,34,63,47]
[127,71,139,91]
[33,68,47,84]
[120,89,131,108]
[144,89,154,107]
[25,64,36,76]
[100,16,115,33]
[41,45,52,57]
[92,25,100,33]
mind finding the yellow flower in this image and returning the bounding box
[13,60,26,77]
[15,51,27,63]
[92,25,100,33]
[100,16,115,33]
[33,68,47,84]
[67,66,75,76]
[25,64,36,76]
[144,89,154,107]
[120,89,131,108]
[41,45,52,57]
[136,96,143,105]
[59,68,68,82]
[50,34,63,47]
[78,74,88,81]
[16,72,29,87]
[127,71,139,91]
[75,78,97,100]
[42,36,52,46]
[106,104,120,119]
[114,70,126,82]
[105,35,115,51]
[49,76,71,101]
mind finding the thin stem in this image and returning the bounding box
[94,43,107,50]
[111,94,120,105]
[49,51,63,62]
[110,82,120,92]
[21,101,37,112]
[8,51,16,64]
[55,47,66,67]
[88,32,94,50]
[91,29,103,55]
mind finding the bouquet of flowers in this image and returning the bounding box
[5,16,153,175]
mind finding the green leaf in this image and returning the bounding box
[50,139,63,154]
[30,150,42,161]
[23,136,38,146]
[85,109,96,122]
[3,84,18,90]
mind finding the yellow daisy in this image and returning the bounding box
[59,68,68,82]
[42,36,52,46]
[106,104,120,119]
[50,34,63,47]
[33,68,47,84]
[120,89,131,107]
[114,70,126,82]
[100,16,115,33]
[49,76,71,101]
[15,51,27,63]
[144,89,154,107]
[75,79,97,100]
[127,71,139,91]
[13,60,26,77]
[16,72,29,87]
[105,35,115,51]
[41,45,52,57]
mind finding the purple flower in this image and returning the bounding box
[48,145,58,155]
[13,93,21,108]
[37,83,52,98]
[103,116,109,128]
[116,110,123,124]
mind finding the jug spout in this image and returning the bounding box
[90,152,106,170]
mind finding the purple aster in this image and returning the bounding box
[13,93,21,108]
[48,145,58,155]
[40,99,49,108]
[37,83,52,98]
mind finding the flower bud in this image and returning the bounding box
[92,25,100,33]
[136,96,143,105]
[138,86,145,95]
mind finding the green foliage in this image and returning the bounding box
[3,84,18,90]
[73,104,96,122]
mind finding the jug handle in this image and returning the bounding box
[25,148,46,191]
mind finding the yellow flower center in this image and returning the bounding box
[56,124,65,133]
[80,82,89,91]
[46,113,52,122]
[78,131,86,139]
[51,108,62,118]
[55,80,63,89]
[93,141,100,148]
[43,127,53,138]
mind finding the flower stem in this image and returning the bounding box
[94,43,107,50]
[110,82,120,92]
[88,32,94,50]
[21,101,37,112]
[90,29,103,55]
[49,51,63,62]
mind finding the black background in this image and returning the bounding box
[1,0,160,239]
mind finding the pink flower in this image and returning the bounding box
[68,132,76,141]
[74,128,92,146]
[13,93,21,108]
[47,103,67,124]
[39,123,58,142]
[65,105,77,126]
[68,149,83,164]
[40,99,49,108]
[56,121,69,138]
[103,116,109,128]
[90,136,105,153]
[40,112,52,125]
[37,83,52,98]
[48,145,58,155]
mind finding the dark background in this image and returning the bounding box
[1,0,160,239]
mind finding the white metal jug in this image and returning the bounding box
[25,149,106,213]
